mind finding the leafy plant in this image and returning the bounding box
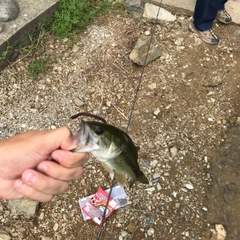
[49,0,114,37]
[27,58,49,79]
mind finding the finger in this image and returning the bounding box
[14,179,53,203]
[0,177,24,200]
[51,150,89,168]
[37,161,85,181]
[21,169,69,195]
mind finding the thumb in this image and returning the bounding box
[45,126,75,151]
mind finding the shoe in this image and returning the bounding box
[217,9,232,24]
[189,22,219,45]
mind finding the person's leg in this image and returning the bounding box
[219,0,228,10]
[193,0,221,31]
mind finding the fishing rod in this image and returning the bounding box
[96,2,162,240]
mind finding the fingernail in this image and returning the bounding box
[26,172,36,184]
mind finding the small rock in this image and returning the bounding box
[167,218,172,224]
[106,101,111,107]
[145,187,155,193]
[144,30,151,36]
[53,223,59,231]
[175,202,180,208]
[147,227,154,236]
[234,30,240,36]
[184,183,194,190]
[156,183,161,190]
[153,173,160,178]
[121,230,128,237]
[154,108,161,116]
[151,159,158,167]
[127,222,136,233]
[170,146,178,157]
[72,44,79,52]
[202,207,208,212]
[73,98,84,107]
[7,90,14,96]
[148,83,156,90]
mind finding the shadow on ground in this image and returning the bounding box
[208,125,240,240]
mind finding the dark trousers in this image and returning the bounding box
[193,0,228,31]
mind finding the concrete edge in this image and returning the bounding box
[0,2,58,71]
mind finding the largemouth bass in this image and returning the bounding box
[72,120,149,188]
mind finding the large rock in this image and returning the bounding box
[126,0,144,18]
[143,3,176,22]
[129,35,163,66]
[7,199,39,218]
[0,0,20,22]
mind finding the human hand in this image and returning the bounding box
[0,127,89,202]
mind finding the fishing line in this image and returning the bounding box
[96,3,162,240]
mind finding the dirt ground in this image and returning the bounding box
[0,11,240,240]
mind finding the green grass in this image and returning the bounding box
[27,58,49,79]
[49,0,122,37]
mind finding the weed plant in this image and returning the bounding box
[27,58,49,79]
[50,0,114,37]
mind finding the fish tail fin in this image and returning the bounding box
[129,172,149,189]
[138,171,149,185]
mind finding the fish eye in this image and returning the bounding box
[95,126,104,135]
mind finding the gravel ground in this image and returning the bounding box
[0,12,240,240]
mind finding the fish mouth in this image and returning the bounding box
[72,120,95,152]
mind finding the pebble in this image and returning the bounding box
[53,223,59,231]
[170,146,178,157]
[121,230,128,237]
[151,160,158,167]
[148,83,156,90]
[145,187,155,193]
[127,222,136,233]
[184,183,194,190]
[73,98,84,106]
[153,173,160,178]
[147,227,154,236]
[202,207,208,212]
[154,108,161,116]
[234,30,240,36]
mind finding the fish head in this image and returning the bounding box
[72,120,120,159]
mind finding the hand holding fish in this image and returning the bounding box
[0,127,89,202]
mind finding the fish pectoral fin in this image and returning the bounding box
[115,172,127,187]
[101,162,113,173]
